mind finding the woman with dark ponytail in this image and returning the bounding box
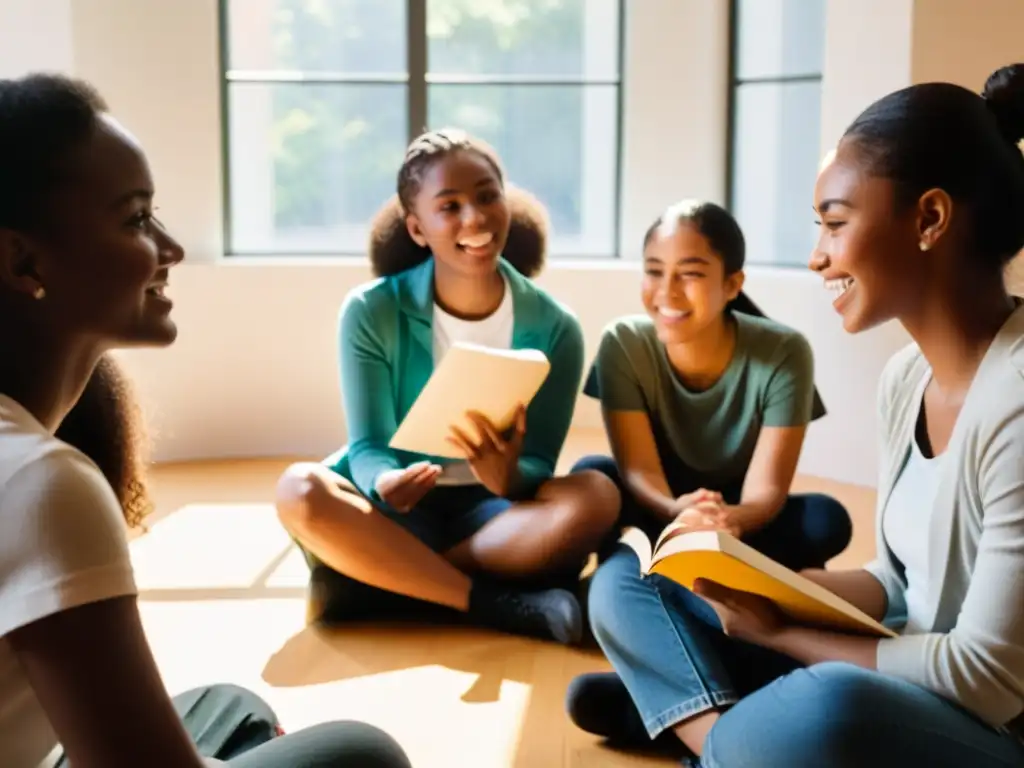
[276,128,619,647]
[565,197,851,757]
[571,64,1024,767]
[572,198,846,560]
[0,73,410,768]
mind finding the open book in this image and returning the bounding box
[622,523,897,638]
[389,342,551,459]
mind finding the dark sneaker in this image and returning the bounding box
[566,671,692,758]
[566,672,650,745]
[468,581,583,645]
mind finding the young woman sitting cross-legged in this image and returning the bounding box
[276,128,620,646]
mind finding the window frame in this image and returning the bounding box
[724,0,825,269]
[216,0,627,259]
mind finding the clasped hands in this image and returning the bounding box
[375,407,525,510]
[671,489,786,643]
[671,488,741,537]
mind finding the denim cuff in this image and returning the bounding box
[643,689,737,740]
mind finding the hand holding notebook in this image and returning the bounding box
[389,342,551,459]
[621,523,897,638]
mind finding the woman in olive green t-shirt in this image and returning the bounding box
[565,200,852,753]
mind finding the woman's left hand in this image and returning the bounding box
[693,579,787,644]
[446,406,526,497]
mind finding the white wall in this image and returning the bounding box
[68,0,787,471]
[0,0,73,77]
[18,0,1016,488]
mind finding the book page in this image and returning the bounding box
[619,526,654,573]
[389,343,551,458]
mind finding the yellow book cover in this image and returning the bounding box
[621,524,897,638]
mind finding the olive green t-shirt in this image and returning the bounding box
[584,312,823,494]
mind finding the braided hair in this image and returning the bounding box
[370,128,548,278]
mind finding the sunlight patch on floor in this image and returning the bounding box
[130,502,292,590]
[138,595,535,768]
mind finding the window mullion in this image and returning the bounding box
[407,0,428,142]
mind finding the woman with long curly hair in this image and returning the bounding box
[0,73,410,768]
[276,128,620,646]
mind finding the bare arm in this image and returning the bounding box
[604,407,677,522]
[729,424,807,534]
[763,624,880,669]
[800,568,888,621]
[9,596,207,768]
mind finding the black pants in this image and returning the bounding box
[571,454,853,571]
[56,683,411,767]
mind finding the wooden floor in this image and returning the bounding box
[133,429,877,767]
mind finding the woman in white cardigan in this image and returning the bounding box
[566,63,1024,766]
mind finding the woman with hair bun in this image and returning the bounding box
[276,128,619,646]
[568,63,1024,768]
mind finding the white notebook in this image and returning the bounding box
[389,342,551,459]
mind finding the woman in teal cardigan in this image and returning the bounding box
[275,128,619,645]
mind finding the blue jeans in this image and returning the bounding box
[578,546,1024,766]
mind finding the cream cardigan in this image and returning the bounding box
[866,302,1024,729]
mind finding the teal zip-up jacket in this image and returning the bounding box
[325,257,585,501]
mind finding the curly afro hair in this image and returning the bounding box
[55,355,154,529]
[368,127,550,279]
[0,73,154,529]
[368,183,549,279]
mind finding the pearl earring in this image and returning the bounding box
[919,241,930,251]
[33,286,45,299]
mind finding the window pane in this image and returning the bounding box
[226,0,406,75]
[735,0,825,80]
[730,81,822,266]
[226,83,407,254]
[427,0,620,80]
[428,84,618,256]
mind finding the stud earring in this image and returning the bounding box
[919,241,930,251]
[32,286,45,299]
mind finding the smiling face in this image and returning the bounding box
[1,113,185,349]
[405,148,511,279]
[810,140,940,334]
[641,221,743,345]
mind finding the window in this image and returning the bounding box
[727,0,826,267]
[220,0,624,258]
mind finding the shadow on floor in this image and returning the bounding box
[262,620,605,704]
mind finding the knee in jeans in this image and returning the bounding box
[705,663,883,766]
[586,554,644,643]
[796,661,890,716]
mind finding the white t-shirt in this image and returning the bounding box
[432,278,514,485]
[0,393,138,768]
[882,421,944,634]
